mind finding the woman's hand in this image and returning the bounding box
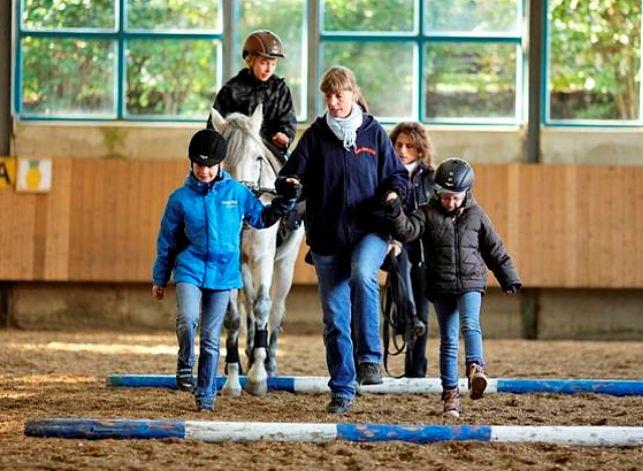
[152,285,165,300]
[382,191,402,217]
[275,176,302,200]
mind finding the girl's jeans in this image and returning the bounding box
[312,233,388,400]
[175,282,230,407]
[433,291,484,390]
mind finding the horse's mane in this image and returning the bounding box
[223,112,274,169]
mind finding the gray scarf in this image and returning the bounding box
[325,103,363,150]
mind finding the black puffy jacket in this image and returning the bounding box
[402,164,436,266]
[206,68,297,149]
[389,195,521,299]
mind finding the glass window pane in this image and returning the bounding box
[22,0,115,30]
[323,0,415,32]
[549,0,641,121]
[127,0,221,31]
[425,0,519,33]
[425,43,516,119]
[321,42,415,120]
[126,39,219,117]
[235,0,306,119]
[22,37,115,116]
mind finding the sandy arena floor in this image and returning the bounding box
[1,330,642,470]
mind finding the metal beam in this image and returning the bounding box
[1,0,11,155]
[525,0,544,163]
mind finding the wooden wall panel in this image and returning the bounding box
[0,190,36,279]
[1,160,642,288]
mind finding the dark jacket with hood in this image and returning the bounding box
[388,194,521,299]
[280,114,408,255]
[207,68,297,149]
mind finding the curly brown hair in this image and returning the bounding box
[389,122,435,168]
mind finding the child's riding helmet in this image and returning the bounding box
[188,129,227,167]
[242,30,285,59]
[435,158,475,193]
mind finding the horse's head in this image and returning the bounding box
[209,104,280,193]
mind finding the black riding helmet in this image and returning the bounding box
[188,129,227,166]
[435,157,474,193]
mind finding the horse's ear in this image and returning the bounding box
[249,103,263,133]
[209,107,227,133]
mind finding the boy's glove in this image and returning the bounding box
[275,176,302,201]
[382,191,402,218]
[504,284,521,295]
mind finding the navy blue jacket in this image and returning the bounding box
[280,114,407,255]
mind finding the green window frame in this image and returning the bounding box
[544,0,643,127]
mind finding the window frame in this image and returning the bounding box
[19,0,642,128]
[14,0,224,121]
[318,0,526,125]
[543,0,643,128]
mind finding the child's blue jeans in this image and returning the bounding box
[433,291,484,390]
[175,282,230,407]
[312,233,388,400]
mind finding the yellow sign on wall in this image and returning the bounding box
[15,158,52,193]
[0,157,16,190]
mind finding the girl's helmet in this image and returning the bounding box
[435,158,474,193]
[188,129,227,166]
[242,30,285,59]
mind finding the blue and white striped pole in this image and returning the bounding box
[24,419,643,447]
[106,374,643,396]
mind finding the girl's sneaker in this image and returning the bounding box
[466,363,488,400]
[195,398,215,413]
[442,388,460,418]
[176,366,194,392]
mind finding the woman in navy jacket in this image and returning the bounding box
[279,66,407,415]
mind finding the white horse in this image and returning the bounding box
[209,104,305,396]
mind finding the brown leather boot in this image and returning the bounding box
[466,363,488,400]
[442,387,460,418]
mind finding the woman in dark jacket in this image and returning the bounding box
[278,66,407,415]
[384,158,521,418]
[388,122,437,378]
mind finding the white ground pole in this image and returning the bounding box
[107,374,643,396]
[24,419,643,446]
[185,422,337,442]
[489,426,643,447]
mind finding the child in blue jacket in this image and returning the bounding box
[152,129,299,412]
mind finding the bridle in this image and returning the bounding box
[237,134,283,197]
[239,154,278,196]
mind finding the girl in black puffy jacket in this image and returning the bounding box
[384,158,521,418]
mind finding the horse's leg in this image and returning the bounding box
[221,289,242,396]
[244,226,277,396]
[241,259,255,369]
[266,226,305,375]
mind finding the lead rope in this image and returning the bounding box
[381,253,420,378]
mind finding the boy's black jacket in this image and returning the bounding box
[388,195,521,299]
[208,68,297,145]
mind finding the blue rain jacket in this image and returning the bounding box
[153,171,270,290]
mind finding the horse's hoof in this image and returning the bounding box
[220,385,242,397]
[244,380,268,396]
